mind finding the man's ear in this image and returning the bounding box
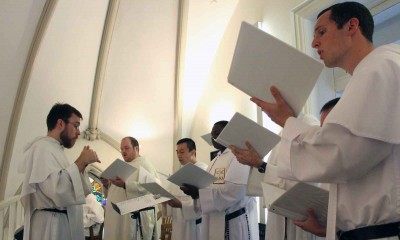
[347,18,359,32]
[134,146,140,152]
[56,119,66,131]
[191,149,196,157]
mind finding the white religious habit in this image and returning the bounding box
[194,149,259,240]
[19,136,91,240]
[247,114,326,240]
[163,161,208,240]
[275,44,400,240]
[83,193,104,237]
[104,156,160,240]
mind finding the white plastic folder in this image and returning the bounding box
[261,182,329,225]
[167,163,217,189]
[228,22,324,115]
[141,182,177,199]
[100,159,136,181]
[216,112,280,159]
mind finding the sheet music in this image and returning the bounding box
[228,22,324,115]
[261,181,328,225]
[100,159,136,180]
[111,194,169,215]
[216,112,280,158]
[167,163,217,188]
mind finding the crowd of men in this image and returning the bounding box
[19,2,400,240]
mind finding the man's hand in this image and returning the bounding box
[75,146,101,172]
[167,199,182,208]
[109,177,126,189]
[251,86,295,127]
[100,177,110,189]
[230,141,264,168]
[293,208,326,237]
[180,184,199,199]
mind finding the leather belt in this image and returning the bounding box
[196,218,202,225]
[337,221,400,240]
[225,207,245,221]
[131,206,155,219]
[38,208,67,214]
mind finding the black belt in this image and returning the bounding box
[131,206,155,219]
[38,208,67,214]
[337,221,400,240]
[225,207,245,221]
[225,207,250,240]
[130,206,156,240]
[196,218,202,225]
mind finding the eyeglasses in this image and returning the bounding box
[66,121,80,130]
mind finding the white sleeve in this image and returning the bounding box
[276,117,392,183]
[39,163,86,207]
[181,198,201,220]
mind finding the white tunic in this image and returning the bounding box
[83,193,104,236]
[165,161,208,240]
[263,146,326,240]
[104,156,160,240]
[196,149,259,240]
[275,44,400,240]
[19,136,90,240]
[255,114,325,240]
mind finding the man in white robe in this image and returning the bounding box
[163,138,208,240]
[232,99,342,239]
[19,103,100,240]
[102,136,160,240]
[181,121,259,240]
[83,193,104,237]
[242,2,400,240]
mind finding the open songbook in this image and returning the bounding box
[111,194,170,215]
[167,163,217,188]
[228,21,324,115]
[216,112,280,159]
[261,182,329,225]
[141,182,177,199]
[100,159,136,180]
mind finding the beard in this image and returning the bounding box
[60,130,74,148]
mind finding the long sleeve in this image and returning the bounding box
[38,163,86,208]
[199,154,250,214]
[276,117,392,183]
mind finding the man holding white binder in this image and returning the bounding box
[102,136,160,240]
[232,98,340,239]
[163,138,208,240]
[241,2,400,240]
[181,121,259,240]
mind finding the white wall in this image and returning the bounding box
[5,0,109,198]
[0,0,46,195]
[181,0,269,163]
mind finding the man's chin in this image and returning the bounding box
[65,140,76,149]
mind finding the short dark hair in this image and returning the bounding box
[46,103,82,131]
[214,120,228,128]
[125,136,139,147]
[177,138,196,152]
[318,2,374,43]
[320,97,340,114]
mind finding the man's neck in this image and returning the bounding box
[47,131,61,144]
[342,40,374,75]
